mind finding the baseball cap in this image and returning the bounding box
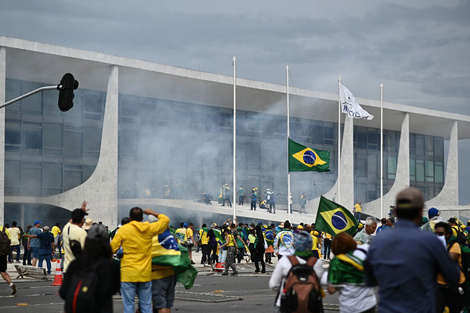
[183,222,188,227]
[34,220,41,225]
[428,207,440,219]
[395,187,424,210]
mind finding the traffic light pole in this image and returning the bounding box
[0,85,58,109]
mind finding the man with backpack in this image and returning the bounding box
[0,224,16,295]
[269,230,324,313]
[62,208,88,274]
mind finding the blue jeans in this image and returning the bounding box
[9,244,20,262]
[38,252,52,274]
[121,281,152,313]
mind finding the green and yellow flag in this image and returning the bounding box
[315,196,358,236]
[288,138,330,172]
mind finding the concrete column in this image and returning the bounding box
[364,112,409,218]
[39,65,119,227]
[311,115,354,212]
[0,47,5,225]
[427,120,459,206]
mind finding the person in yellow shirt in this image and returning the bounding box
[354,202,362,221]
[186,223,196,265]
[110,207,169,313]
[434,222,469,312]
[199,224,210,265]
[51,222,62,258]
[219,228,238,275]
[0,225,17,295]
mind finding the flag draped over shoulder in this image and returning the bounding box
[315,196,358,236]
[151,229,197,289]
[288,138,330,172]
[327,252,365,285]
[339,83,374,120]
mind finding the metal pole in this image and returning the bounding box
[0,85,58,109]
[380,83,384,218]
[337,77,342,203]
[287,66,291,222]
[233,57,237,221]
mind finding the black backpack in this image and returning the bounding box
[448,241,470,282]
[0,226,11,256]
[280,256,323,313]
[64,262,101,313]
[452,226,468,245]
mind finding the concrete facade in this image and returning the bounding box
[1,37,470,226]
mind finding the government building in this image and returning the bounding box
[1,36,469,228]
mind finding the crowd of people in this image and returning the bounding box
[1,187,470,313]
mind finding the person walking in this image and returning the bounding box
[254,225,266,273]
[0,224,16,295]
[63,208,88,274]
[110,207,169,313]
[364,187,460,313]
[219,228,238,275]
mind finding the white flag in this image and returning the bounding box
[339,83,374,120]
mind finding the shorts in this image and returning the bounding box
[152,274,177,309]
[31,247,40,258]
[0,255,7,272]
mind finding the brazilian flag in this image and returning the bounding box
[315,196,358,236]
[288,138,330,172]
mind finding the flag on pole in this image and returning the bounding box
[339,83,374,120]
[315,196,358,236]
[288,138,330,172]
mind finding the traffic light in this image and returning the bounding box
[57,73,79,112]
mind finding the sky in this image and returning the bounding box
[1,0,470,203]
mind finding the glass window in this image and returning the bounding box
[434,137,444,158]
[324,126,334,140]
[204,113,218,132]
[311,126,323,144]
[356,158,367,178]
[139,103,156,125]
[5,160,20,187]
[21,167,42,196]
[84,127,102,152]
[64,131,83,158]
[435,161,444,183]
[64,170,83,191]
[425,160,434,182]
[416,135,424,156]
[44,123,63,148]
[21,81,43,113]
[84,93,104,113]
[357,131,367,149]
[42,163,63,188]
[23,128,43,154]
[388,156,397,179]
[410,159,416,181]
[416,160,425,182]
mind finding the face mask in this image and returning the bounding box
[437,235,446,249]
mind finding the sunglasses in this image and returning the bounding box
[435,232,445,236]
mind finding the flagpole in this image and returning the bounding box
[233,56,237,221]
[380,83,384,218]
[287,65,291,222]
[337,76,342,203]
